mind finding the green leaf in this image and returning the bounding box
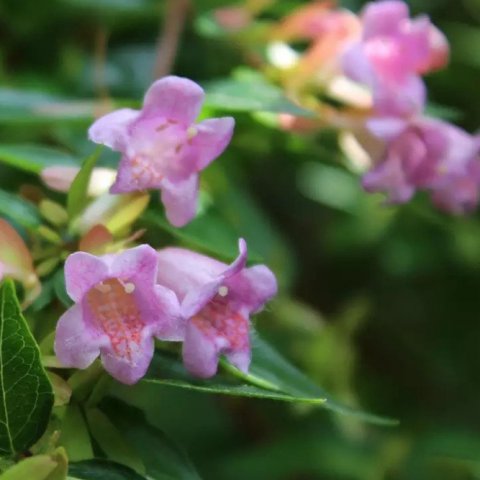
[84,408,145,475]
[53,270,73,309]
[145,353,326,405]
[67,149,101,219]
[0,145,78,174]
[204,75,315,117]
[58,405,93,462]
[0,88,94,126]
[144,333,397,426]
[100,399,201,480]
[0,280,54,455]
[0,455,57,480]
[0,189,41,229]
[68,460,147,480]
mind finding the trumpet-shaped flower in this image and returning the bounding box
[88,76,235,227]
[342,0,449,116]
[156,239,277,378]
[362,116,480,213]
[54,245,182,384]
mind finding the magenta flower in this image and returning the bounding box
[342,0,449,116]
[88,76,235,227]
[363,116,480,213]
[54,245,182,385]
[156,239,277,378]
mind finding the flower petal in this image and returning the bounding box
[109,244,159,286]
[65,252,109,302]
[182,322,221,378]
[362,0,408,39]
[188,117,235,170]
[88,108,139,151]
[160,175,199,227]
[367,117,408,141]
[151,285,184,341]
[141,76,204,125]
[373,75,426,116]
[54,304,106,369]
[227,264,278,313]
[179,239,247,318]
[225,347,251,374]
[100,334,155,385]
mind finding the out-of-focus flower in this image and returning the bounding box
[54,245,181,384]
[89,76,235,227]
[156,239,277,378]
[0,219,41,307]
[362,116,480,213]
[41,166,117,197]
[214,6,252,31]
[342,0,449,116]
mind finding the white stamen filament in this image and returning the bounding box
[124,282,136,294]
[95,283,111,293]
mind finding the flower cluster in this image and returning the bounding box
[54,240,277,384]
[257,0,480,214]
[341,1,480,213]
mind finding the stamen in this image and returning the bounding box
[218,286,229,297]
[124,282,135,294]
[95,282,111,293]
[187,126,198,139]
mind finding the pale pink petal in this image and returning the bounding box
[88,108,139,151]
[100,334,155,385]
[342,43,375,86]
[225,347,251,374]
[362,157,415,203]
[367,117,408,141]
[180,239,247,318]
[182,322,221,378]
[373,75,426,116]
[362,0,408,39]
[228,265,278,313]
[424,26,449,72]
[152,285,184,341]
[54,304,107,369]
[160,175,199,227]
[188,117,235,170]
[109,244,158,286]
[65,252,109,302]
[141,76,205,125]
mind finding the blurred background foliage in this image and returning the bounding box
[1,0,480,478]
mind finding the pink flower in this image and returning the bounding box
[156,239,277,378]
[342,0,449,116]
[363,116,480,213]
[88,76,235,227]
[54,245,182,384]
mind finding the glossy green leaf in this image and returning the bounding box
[0,88,94,125]
[0,145,78,174]
[68,460,147,480]
[85,408,145,475]
[0,280,54,455]
[0,189,41,229]
[144,333,397,426]
[58,405,93,462]
[67,149,101,219]
[53,270,73,308]
[204,76,315,117]
[100,399,201,480]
